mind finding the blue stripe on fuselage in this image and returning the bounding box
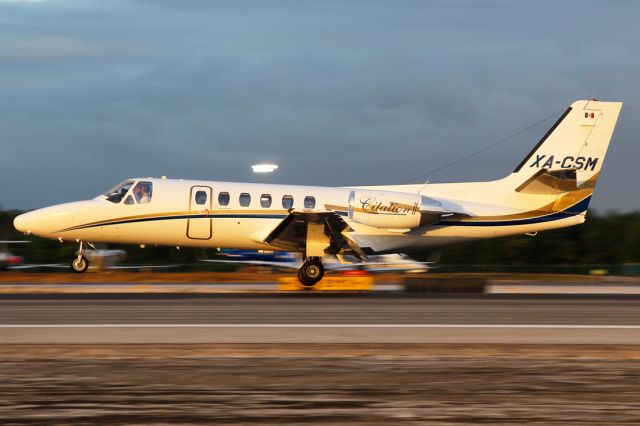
[439,196,591,227]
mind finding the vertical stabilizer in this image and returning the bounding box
[512,100,622,188]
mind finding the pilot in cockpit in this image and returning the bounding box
[134,182,151,204]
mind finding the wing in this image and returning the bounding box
[264,210,368,259]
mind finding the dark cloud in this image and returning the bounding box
[1,0,638,211]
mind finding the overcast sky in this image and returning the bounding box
[1,0,638,212]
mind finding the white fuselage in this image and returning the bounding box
[13,175,585,255]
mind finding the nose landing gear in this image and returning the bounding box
[70,241,89,273]
[297,257,324,287]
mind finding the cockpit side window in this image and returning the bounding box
[104,180,135,203]
[133,181,153,204]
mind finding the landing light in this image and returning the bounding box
[251,164,278,173]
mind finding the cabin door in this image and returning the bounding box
[187,186,212,240]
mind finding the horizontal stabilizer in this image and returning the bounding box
[515,169,578,195]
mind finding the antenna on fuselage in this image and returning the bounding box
[417,180,430,195]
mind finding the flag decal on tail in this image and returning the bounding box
[580,111,600,126]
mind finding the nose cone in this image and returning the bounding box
[13,212,35,235]
[13,201,93,238]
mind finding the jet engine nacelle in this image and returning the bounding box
[348,190,448,229]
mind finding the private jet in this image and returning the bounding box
[14,100,622,286]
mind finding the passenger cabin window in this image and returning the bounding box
[304,196,316,209]
[218,192,230,206]
[260,194,272,208]
[282,195,294,209]
[239,193,251,207]
[195,190,208,205]
[132,181,153,204]
[104,180,134,203]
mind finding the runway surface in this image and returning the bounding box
[2,293,640,424]
[2,293,640,344]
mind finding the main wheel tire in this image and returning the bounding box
[71,255,89,273]
[298,260,324,287]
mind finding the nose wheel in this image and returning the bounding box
[71,255,89,273]
[70,241,90,273]
[298,257,324,287]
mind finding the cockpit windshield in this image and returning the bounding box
[103,180,135,203]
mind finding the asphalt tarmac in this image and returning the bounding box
[2,293,640,344]
[2,292,640,424]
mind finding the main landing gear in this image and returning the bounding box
[71,241,89,273]
[297,257,324,287]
